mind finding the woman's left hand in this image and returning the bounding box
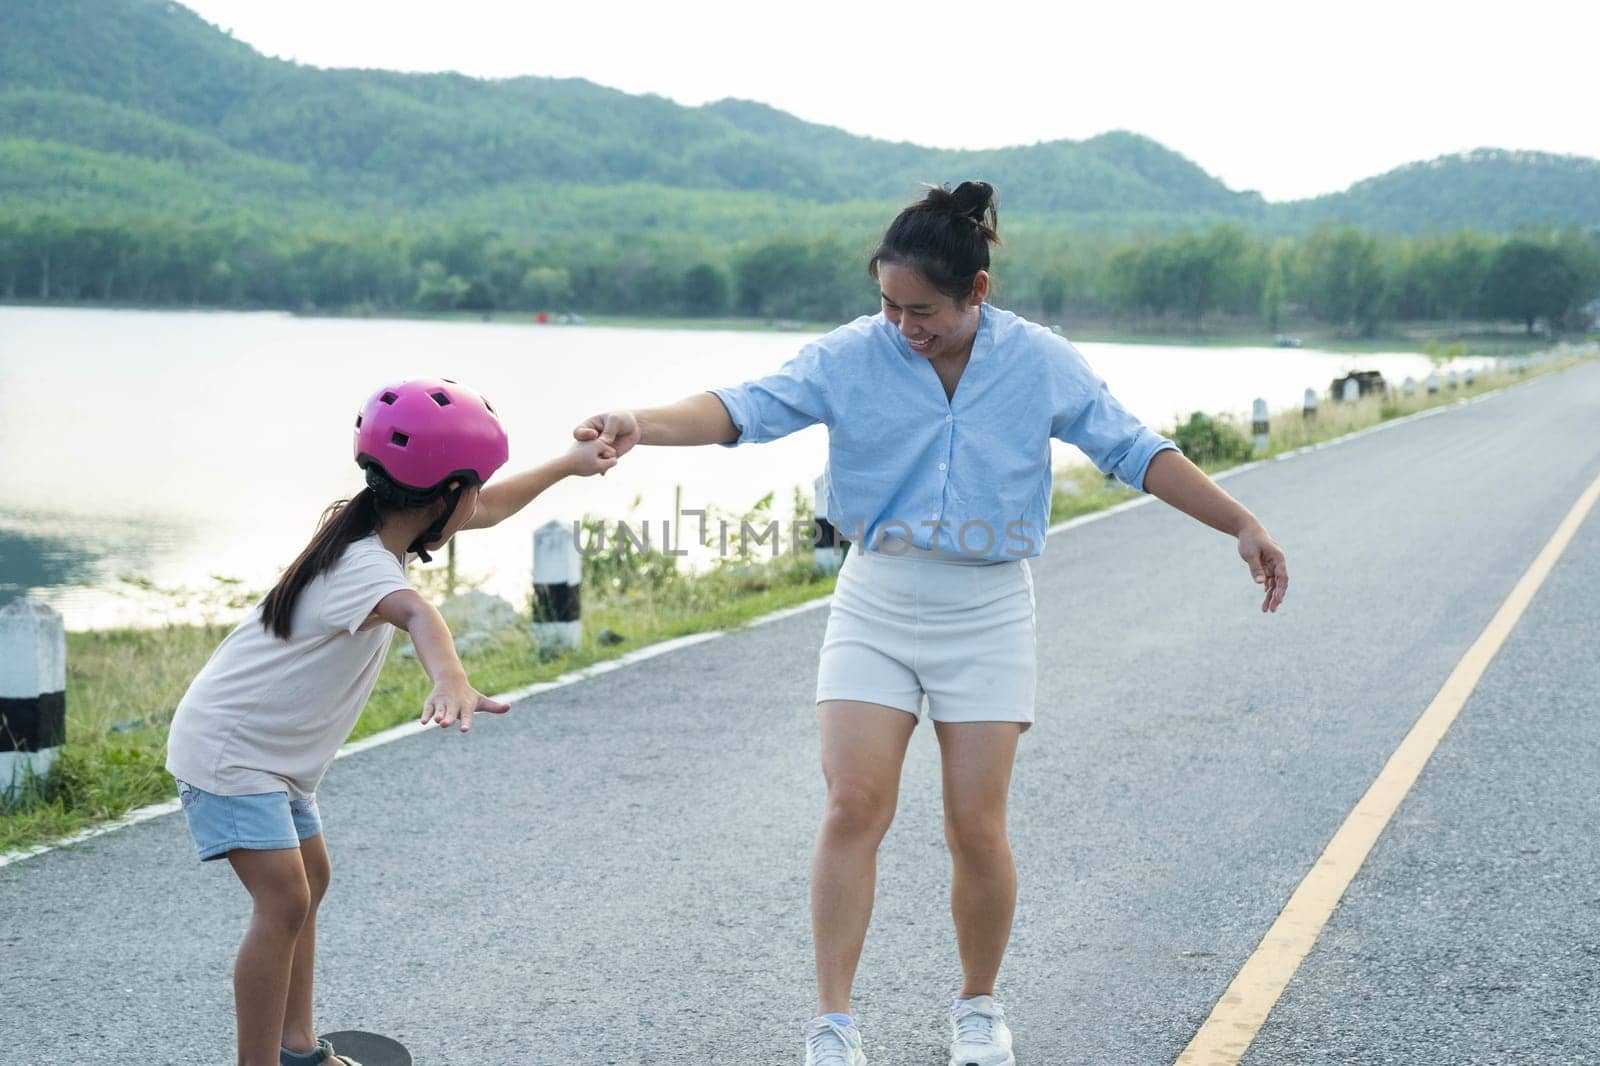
[1237,522,1288,613]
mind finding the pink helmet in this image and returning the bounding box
[354,377,509,492]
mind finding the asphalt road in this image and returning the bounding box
[3,361,1599,1065]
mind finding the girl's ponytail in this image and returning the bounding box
[259,490,383,640]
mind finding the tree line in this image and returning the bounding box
[2,213,1596,335]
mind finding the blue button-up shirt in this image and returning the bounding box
[711,304,1177,560]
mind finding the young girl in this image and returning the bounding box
[167,376,616,1066]
[575,182,1288,1066]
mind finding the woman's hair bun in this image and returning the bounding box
[868,180,1000,301]
[949,180,996,224]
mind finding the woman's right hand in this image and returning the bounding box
[574,410,640,457]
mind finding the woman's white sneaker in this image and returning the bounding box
[806,1014,867,1066]
[949,995,1015,1066]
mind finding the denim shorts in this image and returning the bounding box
[175,780,323,862]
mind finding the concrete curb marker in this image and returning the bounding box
[1,601,66,802]
[531,520,582,652]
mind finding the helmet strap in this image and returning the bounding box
[406,482,466,564]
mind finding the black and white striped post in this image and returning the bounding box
[1251,398,1270,455]
[813,472,844,575]
[532,520,581,651]
[1,600,66,801]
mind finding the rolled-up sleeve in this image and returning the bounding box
[1048,342,1177,492]
[710,344,831,446]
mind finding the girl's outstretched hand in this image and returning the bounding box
[1237,522,1289,613]
[420,676,512,733]
[568,437,620,477]
[574,410,640,457]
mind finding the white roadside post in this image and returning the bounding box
[1,600,66,801]
[1464,367,1476,387]
[1252,398,1270,455]
[1302,388,1318,420]
[532,520,582,652]
[813,471,843,575]
[1342,377,1360,404]
[1427,371,1441,395]
[1403,376,1417,397]
[1447,369,1459,390]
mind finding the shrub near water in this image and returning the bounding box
[1169,411,1255,467]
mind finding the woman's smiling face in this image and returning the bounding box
[877,261,988,361]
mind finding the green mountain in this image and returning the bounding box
[1280,149,1600,233]
[0,0,1271,234]
[0,0,1597,239]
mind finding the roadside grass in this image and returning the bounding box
[1050,464,1140,522]
[4,346,1595,856]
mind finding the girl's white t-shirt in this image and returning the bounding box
[166,535,415,798]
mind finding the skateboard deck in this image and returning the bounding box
[320,1030,412,1066]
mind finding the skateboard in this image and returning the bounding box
[320,1031,413,1066]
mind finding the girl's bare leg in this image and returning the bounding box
[281,833,333,1056]
[227,847,312,1066]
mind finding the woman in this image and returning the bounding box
[575,181,1287,1066]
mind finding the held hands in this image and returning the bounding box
[1237,521,1289,613]
[567,436,620,477]
[420,675,511,733]
[574,410,641,457]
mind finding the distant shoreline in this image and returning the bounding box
[1,300,1578,357]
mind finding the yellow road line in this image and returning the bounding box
[1176,464,1600,1066]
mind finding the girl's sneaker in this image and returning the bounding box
[949,995,1015,1066]
[805,1014,867,1066]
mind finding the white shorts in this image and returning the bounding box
[815,544,1037,725]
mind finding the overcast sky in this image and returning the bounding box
[180,0,1598,202]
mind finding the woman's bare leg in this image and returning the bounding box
[934,720,1024,998]
[811,701,917,1015]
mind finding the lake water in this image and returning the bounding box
[0,307,1486,629]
